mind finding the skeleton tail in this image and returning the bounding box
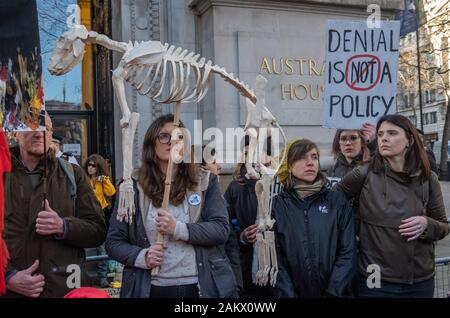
[210,65,257,104]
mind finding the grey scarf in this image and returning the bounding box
[293,178,325,199]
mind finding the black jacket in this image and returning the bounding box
[327,154,361,179]
[272,185,356,298]
[224,178,258,231]
[327,139,377,179]
[224,174,272,297]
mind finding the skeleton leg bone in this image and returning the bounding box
[254,232,266,286]
[266,231,279,287]
[117,112,139,223]
[112,64,132,128]
[245,127,260,179]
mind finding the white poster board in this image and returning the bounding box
[63,144,81,156]
[323,20,400,129]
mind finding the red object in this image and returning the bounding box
[0,131,11,295]
[64,287,112,298]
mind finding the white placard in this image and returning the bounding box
[63,144,81,156]
[323,20,400,129]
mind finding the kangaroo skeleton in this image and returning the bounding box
[48,24,285,285]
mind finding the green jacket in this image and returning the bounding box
[334,163,449,284]
[3,147,106,298]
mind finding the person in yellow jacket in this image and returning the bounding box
[83,154,116,288]
[84,154,116,210]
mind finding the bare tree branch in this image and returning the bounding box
[421,46,450,54]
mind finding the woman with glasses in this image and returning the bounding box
[334,114,449,298]
[327,123,376,179]
[83,154,116,288]
[106,114,238,298]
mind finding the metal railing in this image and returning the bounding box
[86,254,110,262]
[87,220,450,297]
[434,256,450,298]
[88,254,450,298]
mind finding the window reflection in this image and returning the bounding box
[52,118,89,164]
[38,0,83,108]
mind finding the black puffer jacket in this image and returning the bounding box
[272,185,356,298]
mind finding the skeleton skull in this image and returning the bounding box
[170,127,185,164]
[48,25,89,75]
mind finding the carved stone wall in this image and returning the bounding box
[111,0,404,176]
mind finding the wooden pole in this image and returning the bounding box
[151,101,182,276]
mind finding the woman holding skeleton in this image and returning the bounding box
[273,139,356,298]
[106,114,237,298]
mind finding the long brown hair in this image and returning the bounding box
[331,129,366,159]
[83,154,110,177]
[371,114,430,180]
[138,114,198,208]
[285,139,326,190]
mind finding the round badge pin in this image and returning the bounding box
[188,194,201,206]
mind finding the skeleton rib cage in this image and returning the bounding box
[122,42,257,104]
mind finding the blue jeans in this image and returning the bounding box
[358,274,434,298]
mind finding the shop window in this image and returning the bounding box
[37,0,93,165]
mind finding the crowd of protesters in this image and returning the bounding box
[0,113,449,298]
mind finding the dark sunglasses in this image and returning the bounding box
[339,135,360,143]
[87,162,96,167]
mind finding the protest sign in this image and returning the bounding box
[323,20,400,129]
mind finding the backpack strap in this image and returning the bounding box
[57,157,77,203]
